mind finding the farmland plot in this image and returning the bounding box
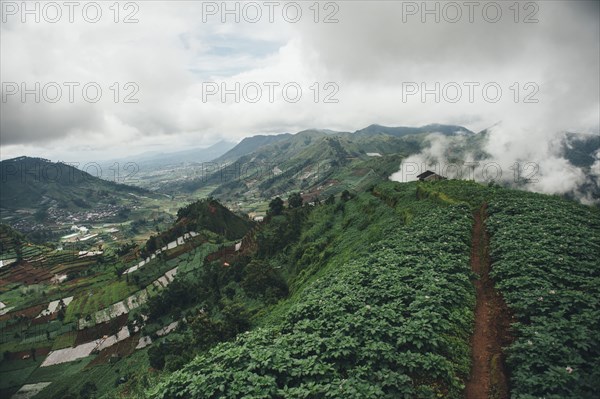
[156,321,178,336]
[486,192,600,397]
[136,336,152,349]
[36,297,73,318]
[41,341,97,367]
[10,382,52,399]
[123,232,196,274]
[42,326,131,367]
[90,301,129,326]
[78,268,177,329]
[96,326,130,351]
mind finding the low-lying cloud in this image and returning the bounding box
[390,125,599,204]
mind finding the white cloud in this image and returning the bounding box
[0,0,598,165]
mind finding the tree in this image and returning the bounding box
[221,300,251,339]
[190,312,223,350]
[268,197,284,216]
[148,344,167,370]
[79,381,97,399]
[57,306,66,321]
[132,274,141,288]
[242,260,288,301]
[341,189,352,202]
[325,195,335,205]
[114,265,123,280]
[288,192,303,209]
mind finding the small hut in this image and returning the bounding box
[416,170,447,181]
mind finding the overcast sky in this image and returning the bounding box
[1,0,598,162]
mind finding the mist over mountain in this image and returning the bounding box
[5,121,597,209]
[117,122,596,205]
[390,125,600,204]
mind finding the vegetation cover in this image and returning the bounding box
[149,184,476,398]
[2,177,599,399]
[486,192,600,398]
[421,180,600,398]
[0,157,147,211]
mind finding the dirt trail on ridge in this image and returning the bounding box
[465,205,512,399]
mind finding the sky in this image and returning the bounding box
[1,0,599,164]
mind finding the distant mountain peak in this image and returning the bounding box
[355,123,473,137]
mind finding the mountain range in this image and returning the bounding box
[1,123,598,231]
[165,124,483,200]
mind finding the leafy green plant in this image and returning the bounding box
[485,191,600,398]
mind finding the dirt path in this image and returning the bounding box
[465,205,512,399]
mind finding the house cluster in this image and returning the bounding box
[45,203,125,225]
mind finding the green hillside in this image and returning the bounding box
[0,224,53,263]
[175,198,253,240]
[1,175,598,399]
[0,157,149,211]
[149,183,475,398]
[139,198,253,258]
[0,224,26,260]
[0,157,171,242]
[354,123,473,137]
[125,181,595,399]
